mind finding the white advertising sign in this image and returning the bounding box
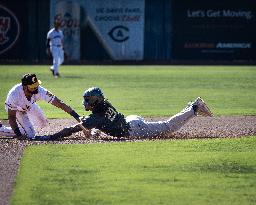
[84,0,145,60]
[51,0,145,60]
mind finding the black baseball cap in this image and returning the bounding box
[21,73,41,88]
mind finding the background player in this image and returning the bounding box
[46,19,65,78]
[0,73,80,140]
[50,87,213,139]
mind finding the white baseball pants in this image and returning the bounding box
[0,104,48,139]
[126,105,195,138]
[50,46,64,75]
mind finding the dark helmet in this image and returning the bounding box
[83,87,104,111]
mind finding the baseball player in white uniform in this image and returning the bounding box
[0,73,81,140]
[46,20,64,78]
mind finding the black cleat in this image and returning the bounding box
[49,67,54,76]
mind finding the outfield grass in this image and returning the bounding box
[11,137,256,205]
[3,65,256,205]
[0,65,255,119]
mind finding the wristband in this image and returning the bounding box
[14,127,22,137]
[70,110,80,121]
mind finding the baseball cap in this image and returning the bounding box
[21,73,42,89]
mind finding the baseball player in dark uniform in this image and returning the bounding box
[50,87,213,139]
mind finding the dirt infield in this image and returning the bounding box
[1,116,256,205]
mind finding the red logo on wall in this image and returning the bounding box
[0,5,20,55]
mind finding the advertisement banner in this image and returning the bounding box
[51,0,145,60]
[84,0,145,60]
[50,0,81,60]
[172,0,256,60]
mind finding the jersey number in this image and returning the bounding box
[105,107,117,122]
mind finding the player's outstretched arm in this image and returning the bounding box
[50,124,83,139]
[50,96,88,133]
[51,97,80,121]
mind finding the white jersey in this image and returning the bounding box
[47,28,64,47]
[5,83,55,112]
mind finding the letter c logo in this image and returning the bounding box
[108,25,129,42]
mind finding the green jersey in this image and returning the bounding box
[82,100,130,137]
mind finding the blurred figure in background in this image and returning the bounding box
[46,19,65,78]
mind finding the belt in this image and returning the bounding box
[52,45,61,47]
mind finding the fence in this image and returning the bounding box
[0,0,255,64]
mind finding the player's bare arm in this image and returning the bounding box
[50,96,89,133]
[7,109,23,139]
[51,97,79,120]
[50,123,90,139]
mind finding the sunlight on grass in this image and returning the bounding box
[0,65,255,119]
[11,137,256,205]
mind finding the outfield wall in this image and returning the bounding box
[0,0,255,64]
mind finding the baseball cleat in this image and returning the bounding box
[49,67,54,76]
[0,124,16,137]
[53,72,60,78]
[193,97,213,117]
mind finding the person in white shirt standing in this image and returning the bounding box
[0,73,81,140]
[46,20,65,78]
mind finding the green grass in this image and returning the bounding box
[0,65,256,119]
[11,137,256,205]
[4,65,256,205]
